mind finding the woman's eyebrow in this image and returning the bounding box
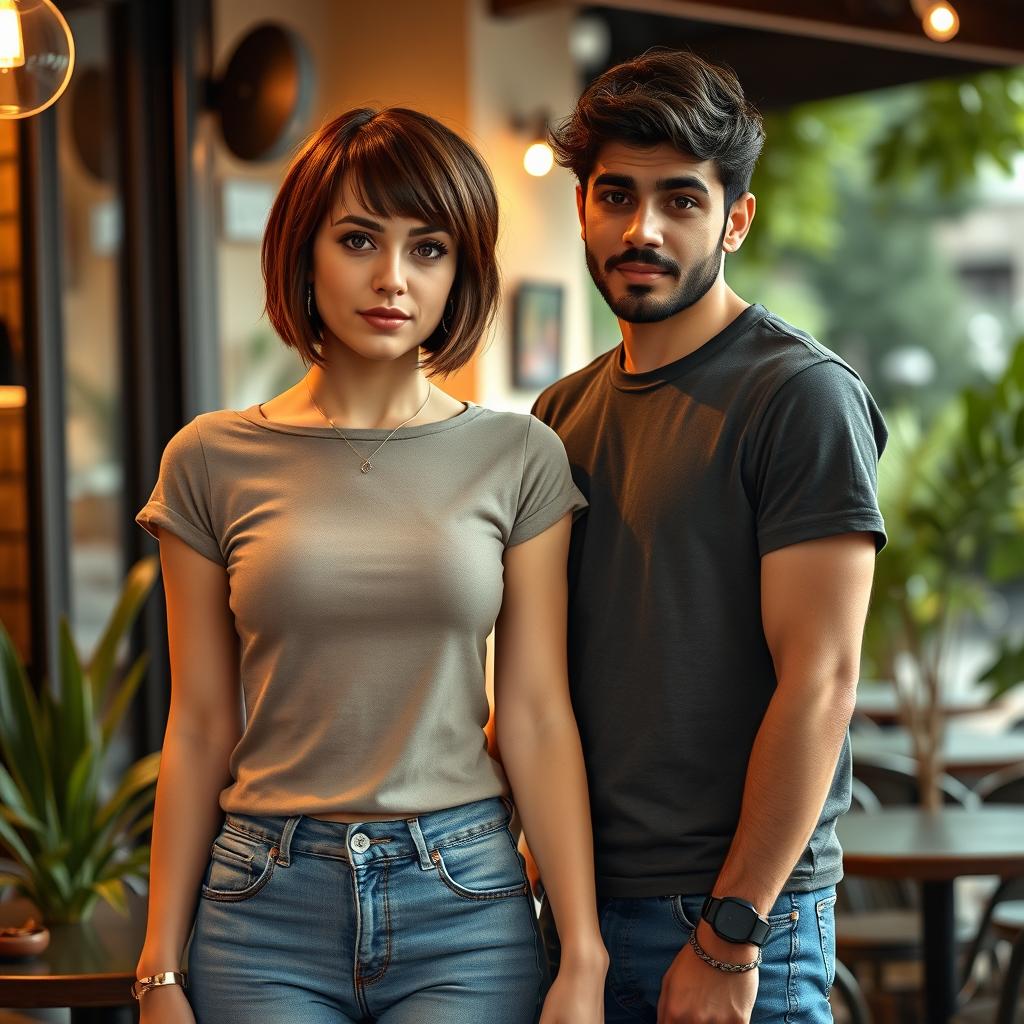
[332,214,382,230]
[330,214,449,238]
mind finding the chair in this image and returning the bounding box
[852,751,980,809]
[838,753,980,1018]
[832,958,873,1024]
[993,901,1024,1024]
[974,763,1024,804]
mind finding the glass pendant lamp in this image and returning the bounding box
[0,0,75,119]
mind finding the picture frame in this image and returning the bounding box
[512,282,563,390]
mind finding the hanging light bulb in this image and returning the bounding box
[523,140,554,178]
[0,0,75,119]
[0,1,25,69]
[916,0,960,42]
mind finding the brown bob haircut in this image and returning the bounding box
[263,107,500,377]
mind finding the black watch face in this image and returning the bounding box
[715,901,754,938]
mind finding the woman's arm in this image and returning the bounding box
[135,530,243,1016]
[495,513,607,1019]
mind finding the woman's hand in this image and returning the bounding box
[539,948,608,1023]
[138,983,196,1024]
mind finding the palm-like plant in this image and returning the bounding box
[0,557,161,923]
[863,340,1024,809]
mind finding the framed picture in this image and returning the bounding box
[512,282,563,390]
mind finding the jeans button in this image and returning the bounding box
[350,832,371,853]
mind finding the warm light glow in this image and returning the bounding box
[0,385,26,409]
[922,1,959,41]
[0,0,25,70]
[523,142,554,177]
[0,0,75,119]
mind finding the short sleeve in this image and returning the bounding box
[507,416,588,547]
[749,360,887,557]
[135,419,225,565]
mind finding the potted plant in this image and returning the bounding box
[0,557,161,923]
[862,340,1024,810]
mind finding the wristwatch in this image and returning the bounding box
[131,970,187,1001]
[701,896,771,947]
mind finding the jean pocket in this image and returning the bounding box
[670,895,703,933]
[201,823,278,903]
[815,893,838,997]
[430,826,529,901]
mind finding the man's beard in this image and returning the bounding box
[585,236,723,325]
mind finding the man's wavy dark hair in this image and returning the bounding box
[550,49,765,210]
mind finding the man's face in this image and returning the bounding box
[580,142,729,324]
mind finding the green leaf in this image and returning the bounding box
[94,752,161,834]
[0,622,51,814]
[101,652,149,746]
[93,877,129,917]
[86,557,159,708]
[0,813,39,872]
[979,641,1024,701]
[55,617,95,809]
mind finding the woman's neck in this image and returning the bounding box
[307,355,431,430]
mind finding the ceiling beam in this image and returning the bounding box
[491,0,1024,64]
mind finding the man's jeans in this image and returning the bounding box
[542,886,837,1022]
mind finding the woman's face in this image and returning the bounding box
[310,176,459,363]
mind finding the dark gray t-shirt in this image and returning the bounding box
[533,304,887,898]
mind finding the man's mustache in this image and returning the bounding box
[604,250,680,276]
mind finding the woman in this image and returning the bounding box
[132,107,607,1024]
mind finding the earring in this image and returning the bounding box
[441,297,455,334]
[306,283,323,340]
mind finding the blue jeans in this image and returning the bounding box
[187,797,545,1022]
[542,887,837,1022]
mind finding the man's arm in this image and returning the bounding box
[657,531,877,1024]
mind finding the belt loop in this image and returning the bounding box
[275,816,301,867]
[406,817,435,871]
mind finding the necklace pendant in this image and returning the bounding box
[360,460,373,473]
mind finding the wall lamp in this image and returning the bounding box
[0,0,75,119]
[513,112,554,178]
[910,0,960,42]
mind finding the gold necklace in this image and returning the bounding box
[305,378,432,473]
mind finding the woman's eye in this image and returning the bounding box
[413,240,449,260]
[342,233,374,251]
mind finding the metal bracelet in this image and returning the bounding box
[131,970,187,1001]
[688,932,762,974]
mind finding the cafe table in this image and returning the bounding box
[852,727,1024,776]
[855,687,991,727]
[838,806,1024,1024]
[0,890,147,1022]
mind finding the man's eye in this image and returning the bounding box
[602,191,630,206]
[672,196,697,210]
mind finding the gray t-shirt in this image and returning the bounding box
[533,304,887,898]
[137,402,586,818]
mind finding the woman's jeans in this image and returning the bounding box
[187,797,545,1023]
[541,886,837,1023]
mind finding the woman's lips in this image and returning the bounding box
[359,312,411,331]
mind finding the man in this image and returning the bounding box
[532,50,887,1023]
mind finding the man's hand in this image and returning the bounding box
[656,923,758,1024]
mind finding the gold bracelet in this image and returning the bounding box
[689,932,761,974]
[131,970,187,1001]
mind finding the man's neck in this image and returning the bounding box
[619,285,751,375]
